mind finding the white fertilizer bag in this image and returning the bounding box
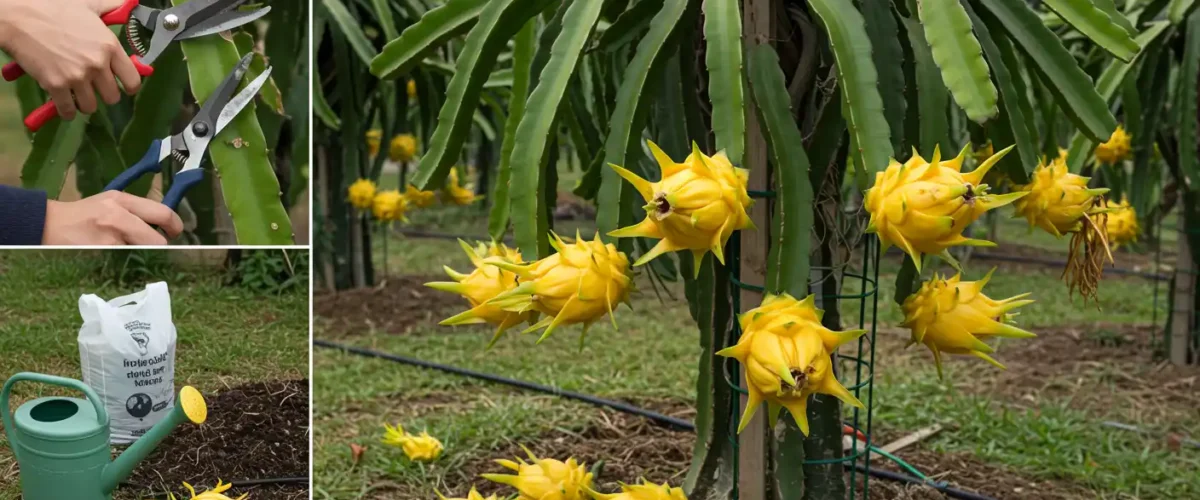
[78,282,177,444]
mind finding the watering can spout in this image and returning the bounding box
[102,386,207,494]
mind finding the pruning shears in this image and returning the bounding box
[104,53,270,211]
[3,0,271,133]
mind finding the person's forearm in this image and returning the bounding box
[0,185,47,245]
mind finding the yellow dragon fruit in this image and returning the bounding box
[436,487,497,500]
[390,134,418,162]
[443,169,480,205]
[1012,156,1110,237]
[485,231,632,343]
[366,129,382,157]
[901,268,1036,378]
[1012,153,1114,301]
[348,179,377,210]
[864,145,1027,271]
[587,480,688,500]
[381,423,443,461]
[168,480,247,500]
[372,189,408,222]
[1105,199,1139,249]
[407,79,418,99]
[608,141,753,273]
[427,240,535,347]
[405,184,436,208]
[1095,126,1131,165]
[481,447,594,500]
[716,293,866,435]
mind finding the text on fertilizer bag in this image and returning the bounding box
[124,352,169,387]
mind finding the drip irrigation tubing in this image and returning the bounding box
[315,339,998,500]
[393,228,1170,281]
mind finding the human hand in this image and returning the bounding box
[0,0,142,120]
[81,0,127,16]
[43,192,183,245]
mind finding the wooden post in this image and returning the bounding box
[739,0,773,498]
[1171,214,1195,365]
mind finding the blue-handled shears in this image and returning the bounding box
[103,53,271,210]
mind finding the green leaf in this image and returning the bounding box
[1041,0,1140,61]
[372,0,401,41]
[21,118,89,199]
[1170,0,1197,23]
[963,1,1037,181]
[1095,0,1137,35]
[901,14,949,155]
[177,0,294,245]
[748,45,814,296]
[810,0,892,185]
[918,0,998,123]
[312,18,341,130]
[117,44,188,197]
[593,0,664,53]
[488,20,534,243]
[322,0,378,65]
[894,256,920,305]
[409,0,550,191]
[1065,21,1171,172]
[509,0,605,259]
[975,0,1117,142]
[596,0,689,240]
[371,0,488,79]
[234,32,286,115]
[703,0,745,164]
[863,0,906,156]
[75,105,126,198]
[1178,11,1200,188]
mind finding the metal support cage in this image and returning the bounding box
[722,188,882,499]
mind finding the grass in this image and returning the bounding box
[0,250,309,500]
[315,197,1198,498]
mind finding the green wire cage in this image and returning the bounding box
[722,187,883,499]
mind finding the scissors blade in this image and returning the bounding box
[215,67,272,135]
[169,0,249,29]
[138,0,249,65]
[177,7,271,40]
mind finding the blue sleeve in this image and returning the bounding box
[0,185,46,245]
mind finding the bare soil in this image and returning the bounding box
[314,275,461,338]
[117,379,309,500]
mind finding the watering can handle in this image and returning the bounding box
[1,374,110,445]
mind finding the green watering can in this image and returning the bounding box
[1,372,207,500]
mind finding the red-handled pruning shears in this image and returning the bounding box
[3,0,270,133]
[104,54,270,211]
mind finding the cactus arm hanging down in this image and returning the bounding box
[173,0,293,244]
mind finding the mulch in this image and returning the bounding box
[958,323,1200,422]
[117,379,309,500]
[315,274,463,338]
[429,403,1089,500]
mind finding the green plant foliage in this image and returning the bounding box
[312,0,1193,493]
[175,0,294,245]
[229,250,310,295]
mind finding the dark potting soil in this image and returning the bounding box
[115,379,309,500]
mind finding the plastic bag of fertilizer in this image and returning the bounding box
[78,282,177,444]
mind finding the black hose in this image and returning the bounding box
[313,340,693,431]
[849,464,995,500]
[315,340,999,500]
